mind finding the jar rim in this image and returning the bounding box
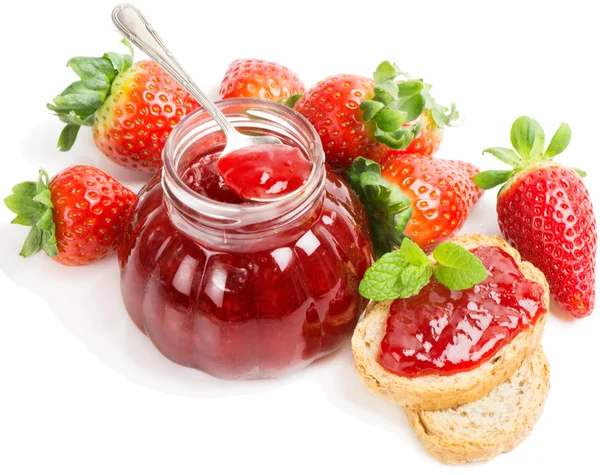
[163,98,325,217]
[161,98,326,236]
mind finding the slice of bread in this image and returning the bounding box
[405,346,550,464]
[352,234,549,411]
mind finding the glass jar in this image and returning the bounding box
[119,99,374,379]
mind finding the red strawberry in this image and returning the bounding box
[294,61,456,172]
[4,166,137,266]
[347,155,482,258]
[381,153,483,250]
[474,116,596,317]
[47,40,199,173]
[401,106,456,156]
[219,59,305,103]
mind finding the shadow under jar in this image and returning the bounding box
[119,99,374,379]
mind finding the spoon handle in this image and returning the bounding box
[112,4,237,138]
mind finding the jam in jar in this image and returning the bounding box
[119,99,374,379]
[379,246,546,377]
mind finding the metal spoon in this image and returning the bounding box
[111,3,282,161]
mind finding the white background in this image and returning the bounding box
[1,0,599,473]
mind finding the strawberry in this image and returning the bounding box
[401,106,457,156]
[381,153,482,250]
[219,59,305,104]
[347,155,482,257]
[474,116,596,318]
[4,166,137,266]
[47,40,199,173]
[294,61,456,172]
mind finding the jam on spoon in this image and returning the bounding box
[216,144,313,201]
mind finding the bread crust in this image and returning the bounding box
[404,346,550,464]
[351,233,550,411]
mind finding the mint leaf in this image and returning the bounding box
[358,251,407,300]
[359,239,433,301]
[432,242,488,290]
[359,239,489,302]
[397,238,429,267]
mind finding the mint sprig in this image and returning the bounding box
[432,242,488,290]
[347,157,412,259]
[359,240,488,301]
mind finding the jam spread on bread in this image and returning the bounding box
[379,246,546,377]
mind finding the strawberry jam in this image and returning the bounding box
[379,246,546,377]
[217,144,313,200]
[181,151,243,204]
[119,100,374,379]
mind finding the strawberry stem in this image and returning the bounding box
[364,61,459,149]
[4,169,58,258]
[347,157,412,258]
[47,40,134,152]
[475,116,582,190]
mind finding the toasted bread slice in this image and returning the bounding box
[352,234,549,411]
[405,346,550,464]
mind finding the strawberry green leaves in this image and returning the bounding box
[47,39,134,152]
[510,116,545,161]
[480,147,521,167]
[360,61,425,150]
[543,123,571,159]
[4,170,58,259]
[474,116,582,191]
[359,239,488,301]
[421,84,459,129]
[373,61,402,83]
[362,60,460,150]
[472,170,514,190]
[283,94,303,108]
[347,158,412,259]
